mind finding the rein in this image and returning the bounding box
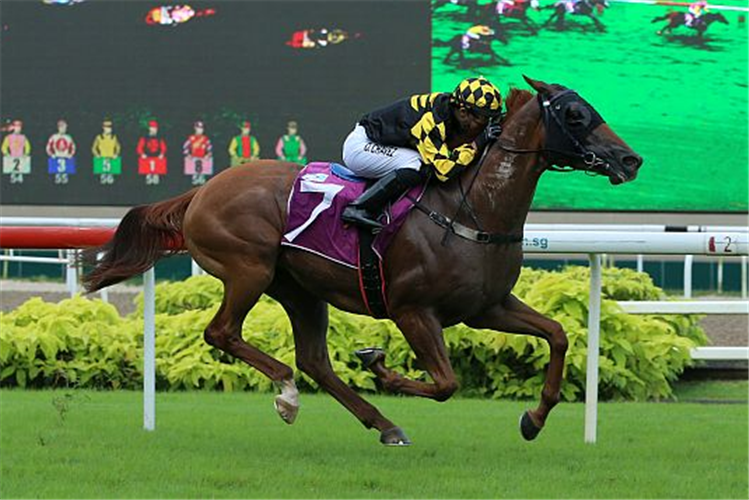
[408,87,608,246]
[409,143,524,246]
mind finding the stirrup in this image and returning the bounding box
[341,206,384,230]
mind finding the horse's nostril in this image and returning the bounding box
[622,155,642,169]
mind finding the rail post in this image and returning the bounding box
[683,254,693,299]
[143,267,156,431]
[585,253,602,444]
[65,249,78,296]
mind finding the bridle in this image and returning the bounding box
[410,87,611,246]
[496,88,611,176]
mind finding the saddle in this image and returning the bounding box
[281,162,427,318]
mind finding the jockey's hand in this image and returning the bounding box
[486,121,503,140]
[474,122,502,151]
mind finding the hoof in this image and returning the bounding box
[274,395,299,425]
[380,426,411,446]
[355,347,386,369]
[519,410,542,441]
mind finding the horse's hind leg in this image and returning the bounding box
[267,271,408,445]
[200,260,299,423]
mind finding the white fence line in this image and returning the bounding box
[0,255,68,265]
[691,347,749,361]
[0,248,108,300]
[618,300,749,314]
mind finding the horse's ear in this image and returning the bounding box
[523,75,554,94]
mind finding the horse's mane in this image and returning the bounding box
[503,88,535,124]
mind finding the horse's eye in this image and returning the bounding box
[566,105,588,126]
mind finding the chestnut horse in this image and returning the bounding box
[83,77,642,446]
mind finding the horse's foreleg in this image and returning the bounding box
[268,272,407,445]
[444,46,457,63]
[361,311,459,402]
[589,14,606,31]
[525,18,539,34]
[465,294,568,441]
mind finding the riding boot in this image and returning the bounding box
[341,169,423,230]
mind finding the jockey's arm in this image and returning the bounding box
[411,111,478,182]
[415,133,477,182]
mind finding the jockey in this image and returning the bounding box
[689,0,708,16]
[183,120,213,159]
[137,120,167,159]
[228,121,260,166]
[462,25,495,50]
[46,119,76,158]
[1,119,31,157]
[275,120,308,163]
[341,76,503,230]
[496,0,515,16]
[687,0,708,24]
[92,119,121,159]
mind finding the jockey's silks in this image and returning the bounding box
[359,93,480,181]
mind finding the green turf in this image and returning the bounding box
[672,379,748,401]
[432,0,749,212]
[1,389,747,499]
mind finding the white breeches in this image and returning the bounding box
[341,124,422,179]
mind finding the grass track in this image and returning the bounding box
[1,388,747,498]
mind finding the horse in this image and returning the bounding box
[82,77,642,446]
[652,11,728,37]
[543,0,609,32]
[436,27,511,68]
[490,0,542,35]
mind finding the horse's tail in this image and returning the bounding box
[82,188,199,293]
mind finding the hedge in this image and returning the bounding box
[0,266,708,400]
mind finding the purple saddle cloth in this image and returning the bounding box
[281,162,426,269]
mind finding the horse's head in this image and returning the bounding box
[708,12,729,24]
[523,75,642,184]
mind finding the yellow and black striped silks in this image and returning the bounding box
[359,78,503,182]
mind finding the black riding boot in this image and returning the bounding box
[341,169,423,230]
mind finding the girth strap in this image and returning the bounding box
[357,228,389,319]
[409,198,524,245]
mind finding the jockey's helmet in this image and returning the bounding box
[451,77,503,118]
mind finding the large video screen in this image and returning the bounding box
[0,0,430,206]
[432,0,748,212]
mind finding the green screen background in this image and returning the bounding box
[432,0,748,212]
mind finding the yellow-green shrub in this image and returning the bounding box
[0,267,707,400]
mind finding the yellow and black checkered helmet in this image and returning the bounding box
[451,77,503,118]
